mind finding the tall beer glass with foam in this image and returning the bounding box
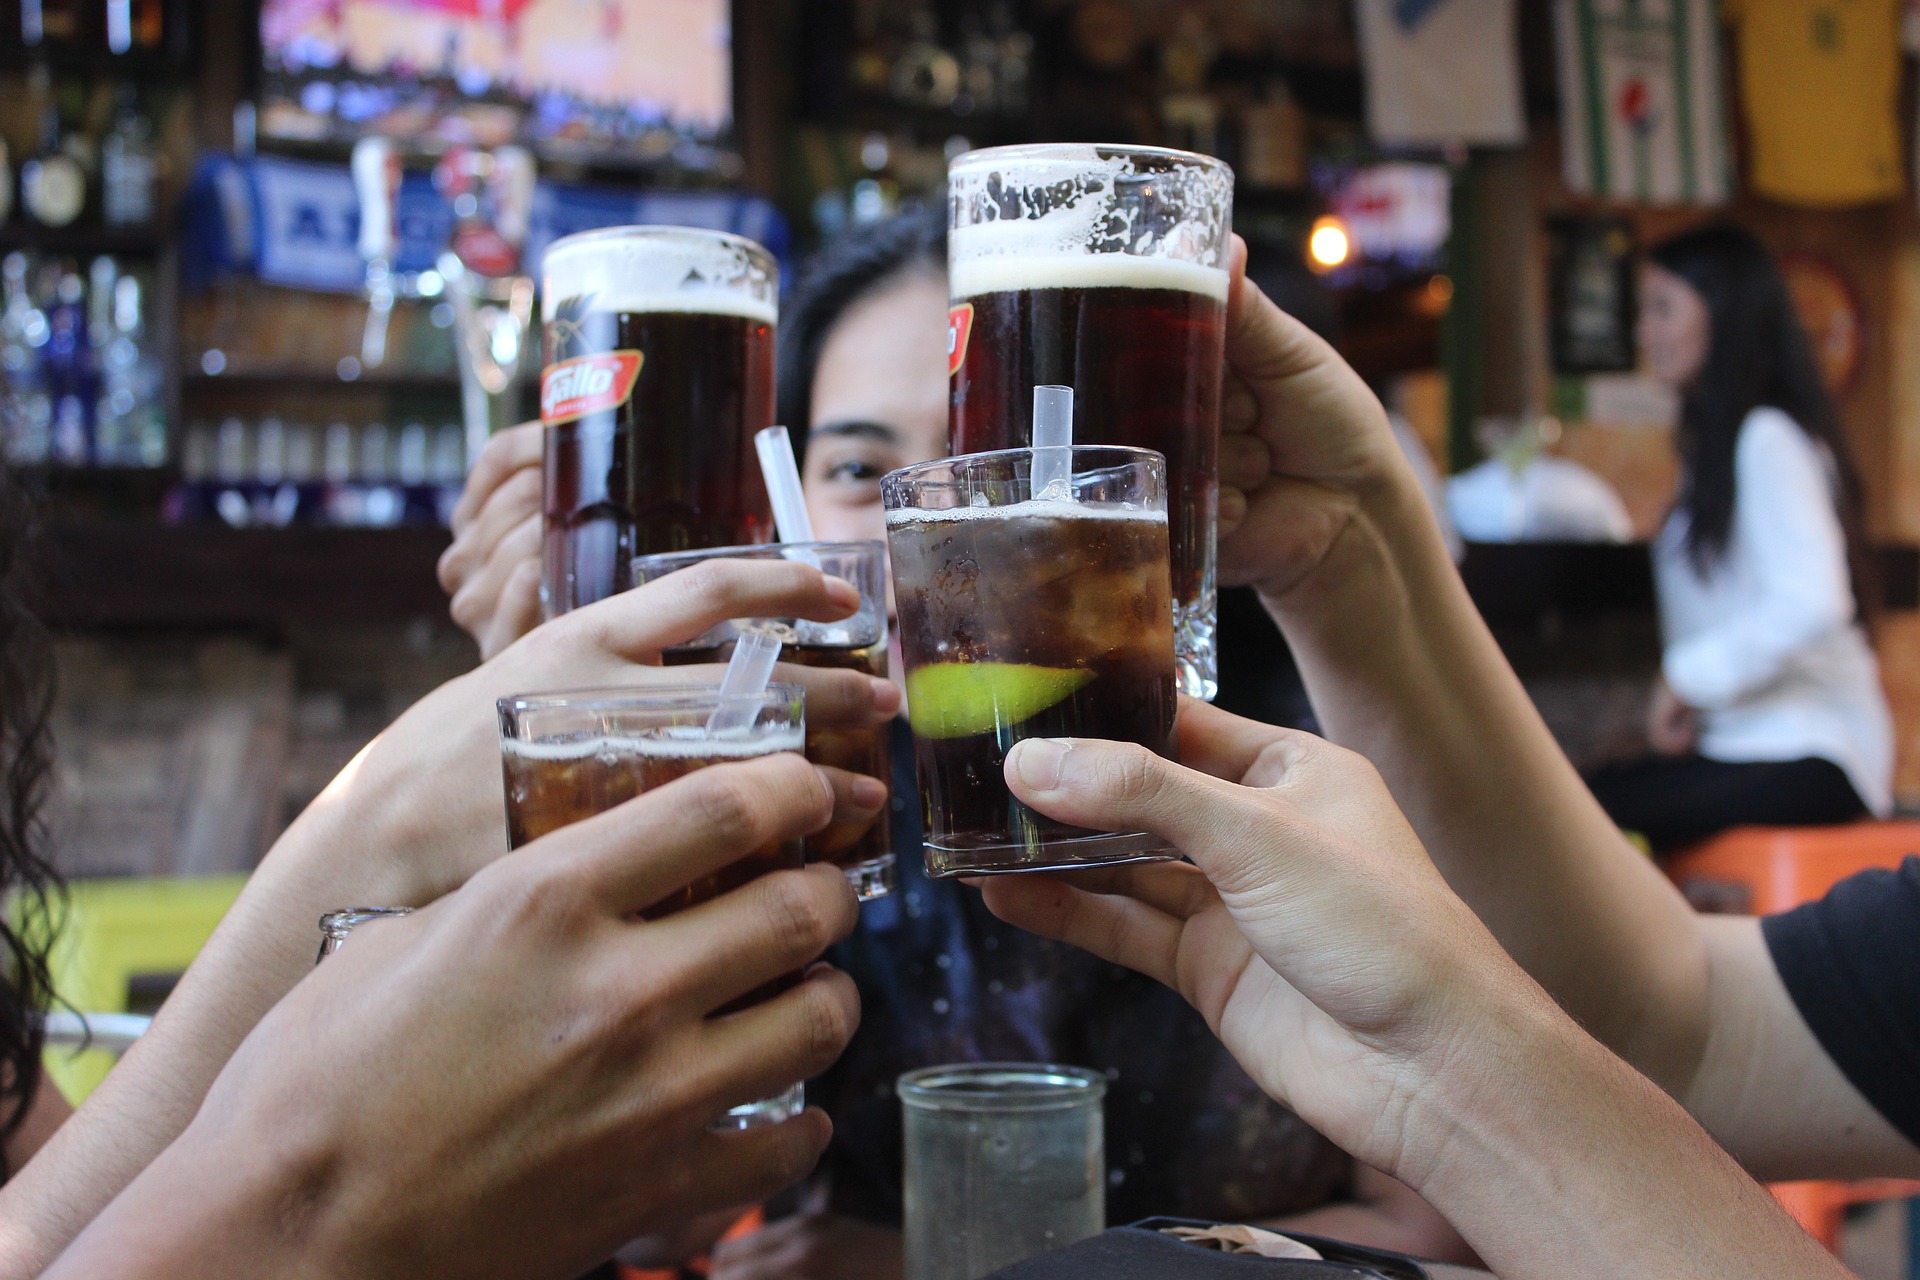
[946,145,1232,699]
[539,226,778,616]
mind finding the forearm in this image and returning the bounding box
[0,793,420,1274]
[38,1118,326,1280]
[1262,471,1708,1088]
[1399,986,1849,1280]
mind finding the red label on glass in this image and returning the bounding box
[947,303,974,377]
[541,351,644,424]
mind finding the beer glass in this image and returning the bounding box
[899,1063,1107,1280]
[539,226,778,617]
[497,683,806,1127]
[946,144,1232,699]
[882,446,1178,877]
[632,540,895,900]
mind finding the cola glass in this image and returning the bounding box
[632,540,895,900]
[882,446,1178,877]
[946,144,1232,699]
[539,226,778,617]
[498,683,806,1128]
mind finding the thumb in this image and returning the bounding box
[1006,738,1254,867]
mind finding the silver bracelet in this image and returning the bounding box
[316,906,415,964]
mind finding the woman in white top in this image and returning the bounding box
[1587,224,1893,851]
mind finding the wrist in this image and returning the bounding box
[44,1111,335,1280]
[1256,463,1450,637]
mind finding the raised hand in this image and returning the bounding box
[978,699,1538,1180]
[439,421,545,659]
[46,753,864,1280]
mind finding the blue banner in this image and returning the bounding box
[182,154,790,294]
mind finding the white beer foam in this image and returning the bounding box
[950,252,1228,303]
[885,498,1167,527]
[504,726,804,762]
[542,230,777,324]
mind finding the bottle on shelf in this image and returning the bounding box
[0,252,52,464]
[20,65,88,229]
[44,265,92,463]
[101,86,157,229]
[95,269,165,465]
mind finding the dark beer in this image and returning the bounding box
[885,476,1178,876]
[949,259,1225,699]
[502,725,803,1010]
[539,227,778,617]
[947,144,1232,699]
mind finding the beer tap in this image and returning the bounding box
[436,145,537,463]
[351,136,402,370]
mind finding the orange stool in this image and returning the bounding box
[1666,820,1920,916]
[619,1206,765,1279]
[1668,822,1920,1263]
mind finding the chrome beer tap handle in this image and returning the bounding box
[351,136,401,370]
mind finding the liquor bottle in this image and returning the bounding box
[0,253,52,463]
[20,66,87,228]
[116,276,163,464]
[44,266,93,464]
[101,86,157,228]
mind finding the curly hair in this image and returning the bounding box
[0,464,62,1175]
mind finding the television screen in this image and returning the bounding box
[260,0,732,162]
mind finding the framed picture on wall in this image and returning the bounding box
[1548,217,1638,374]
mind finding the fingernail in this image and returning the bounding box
[850,776,887,810]
[824,575,859,607]
[1010,738,1073,791]
[1218,488,1246,524]
[870,677,902,713]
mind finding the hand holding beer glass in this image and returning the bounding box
[499,679,814,1128]
[947,144,1232,700]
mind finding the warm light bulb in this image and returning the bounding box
[1308,217,1351,270]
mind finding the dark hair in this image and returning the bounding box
[776,204,947,461]
[0,465,60,1174]
[1649,224,1866,590]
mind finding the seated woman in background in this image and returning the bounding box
[1585,224,1892,852]
[441,207,1472,1274]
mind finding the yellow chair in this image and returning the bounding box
[33,876,247,1103]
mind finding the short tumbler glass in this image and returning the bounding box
[497,682,806,1128]
[898,1063,1107,1280]
[632,539,895,899]
[882,445,1178,877]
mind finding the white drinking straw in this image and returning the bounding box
[755,426,817,543]
[1031,385,1074,502]
[705,626,783,735]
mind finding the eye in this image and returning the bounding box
[824,458,886,482]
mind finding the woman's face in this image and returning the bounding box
[801,266,951,546]
[1637,265,1711,391]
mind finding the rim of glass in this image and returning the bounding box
[949,142,1231,176]
[498,682,804,718]
[542,223,777,270]
[632,539,886,569]
[897,1062,1107,1111]
[882,443,1166,487]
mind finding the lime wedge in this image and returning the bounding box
[906,662,1095,740]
